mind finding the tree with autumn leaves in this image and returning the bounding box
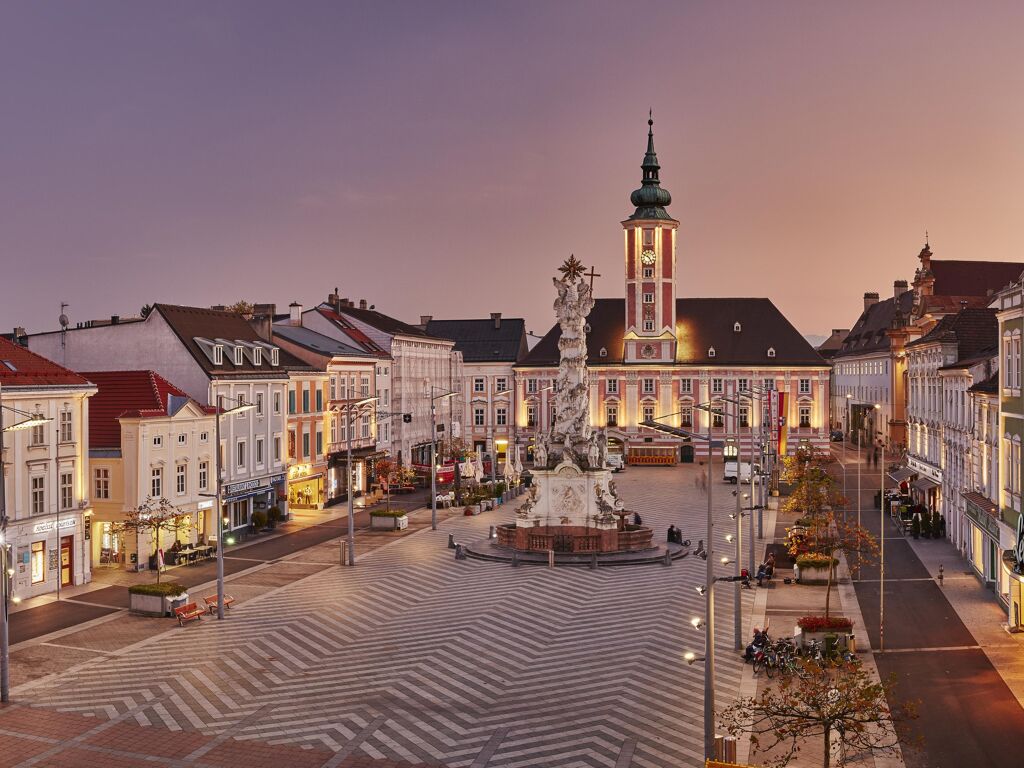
[113,497,193,583]
[719,659,917,768]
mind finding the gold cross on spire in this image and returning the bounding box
[558,254,586,282]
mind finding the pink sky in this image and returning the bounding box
[3,2,1023,339]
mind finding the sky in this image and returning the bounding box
[3,1,1023,340]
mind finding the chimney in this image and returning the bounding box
[359,299,368,310]
[340,298,350,310]
[863,292,879,312]
[490,312,502,329]
[894,280,909,299]
[210,305,226,311]
[250,303,276,340]
[12,327,27,347]
[111,315,120,325]
[328,287,339,305]
[420,315,432,326]
[289,302,302,327]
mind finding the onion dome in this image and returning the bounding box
[628,112,673,220]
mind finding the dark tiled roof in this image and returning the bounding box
[833,291,914,359]
[906,308,998,357]
[0,336,92,388]
[968,372,999,394]
[318,303,436,340]
[518,298,825,367]
[271,324,372,358]
[931,260,1024,297]
[85,370,212,449]
[425,319,528,363]
[938,345,997,371]
[155,304,310,377]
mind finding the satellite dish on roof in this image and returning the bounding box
[59,302,70,329]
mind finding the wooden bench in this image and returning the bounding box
[174,602,204,626]
[203,594,235,614]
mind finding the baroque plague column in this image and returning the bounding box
[503,257,653,553]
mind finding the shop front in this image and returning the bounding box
[222,474,286,533]
[90,500,215,572]
[287,463,326,510]
[327,448,381,506]
[962,492,1004,589]
[1001,514,1024,631]
[9,510,90,600]
[911,476,940,513]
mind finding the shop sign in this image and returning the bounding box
[224,478,265,496]
[965,501,1001,539]
[32,518,77,535]
[197,500,214,510]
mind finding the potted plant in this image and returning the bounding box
[251,509,269,532]
[794,553,838,585]
[796,614,854,652]
[370,508,409,530]
[129,582,188,617]
[267,506,282,529]
[920,511,933,539]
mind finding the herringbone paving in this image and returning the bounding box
[13,467,760,767]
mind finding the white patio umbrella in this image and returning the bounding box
[513,445,523,475]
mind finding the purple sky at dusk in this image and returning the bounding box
[3,2,1023,339]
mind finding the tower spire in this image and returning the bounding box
[629,112,672,220]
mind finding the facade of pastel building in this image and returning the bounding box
[0,337,96,600]
[424,314,528,469]
[515,119,829,466]
[85,370,216,572]
[26,304,311,536]
[268,314,380,506]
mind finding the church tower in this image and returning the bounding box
[622,115,678,364]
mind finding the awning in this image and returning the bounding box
[888,467,914,483]
[912,477,939,492]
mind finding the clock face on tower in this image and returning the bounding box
[640,249,656,265]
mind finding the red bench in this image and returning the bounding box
[174,602,204,626]
[204,594,235,614]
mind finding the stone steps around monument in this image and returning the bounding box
[462,539,690,567]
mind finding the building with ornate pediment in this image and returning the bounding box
[515,118,830,465]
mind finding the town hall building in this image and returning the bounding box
[515,118,830,465]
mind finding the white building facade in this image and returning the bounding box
[0,337,96,600]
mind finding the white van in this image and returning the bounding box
[605,453,624,471]
[724,460,760,484]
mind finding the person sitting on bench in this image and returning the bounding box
[756,553,776,586]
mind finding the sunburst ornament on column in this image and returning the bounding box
[557,254,587,282]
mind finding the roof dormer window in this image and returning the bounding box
[252,347,262,366]
[234,347,243,366]
[213,345,224,365]
[271,348,279,366]
[708,346,716,358]
[767,347,776,358]
[733,322,742,333]
[599,347,607,357]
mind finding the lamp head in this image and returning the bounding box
[691,617,705,630]
[695,584,706,596]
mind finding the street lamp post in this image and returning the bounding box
[643,404,723,761]
[879,433,886,652]
[210,393,255,620]
[429,387,457,531]
[337,395,379,565]
[0,393,53,703]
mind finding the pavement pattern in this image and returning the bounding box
[8,466,756,768]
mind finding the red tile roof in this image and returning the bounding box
[86,370,212,449]
[0,337,92,388]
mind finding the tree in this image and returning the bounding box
[438,436,470,501]
[225,300,254,318]
[113,497,193,583]
[140,303,154,319]
[718,659,917,768]
[804,513,879,619]
[373,458,407,514]
[781,447,846,519]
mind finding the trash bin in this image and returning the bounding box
[167,593,189,617]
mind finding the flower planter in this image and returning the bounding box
[129,591,189,617]
[370,514,408,531]
[795,564,833,585]
[798,629,853,652]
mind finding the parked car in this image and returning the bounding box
[724,460,761,484]
[830,430,844,442]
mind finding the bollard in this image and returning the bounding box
[548,549,555,569]
[489,525,496,540]
[455,544,467,560]
[511,550,519,568]
[340,540,348,566]
[590,552,598,570]
[663,549,672,566]
[448,533,456,549]
[938,563,944,586]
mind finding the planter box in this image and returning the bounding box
[371,514,409,531]
[798,629,854,652]
[795,564,833,585]
[130,591,188,617]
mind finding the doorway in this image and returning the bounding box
[680,444,694,463]
[60,535,73,587]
